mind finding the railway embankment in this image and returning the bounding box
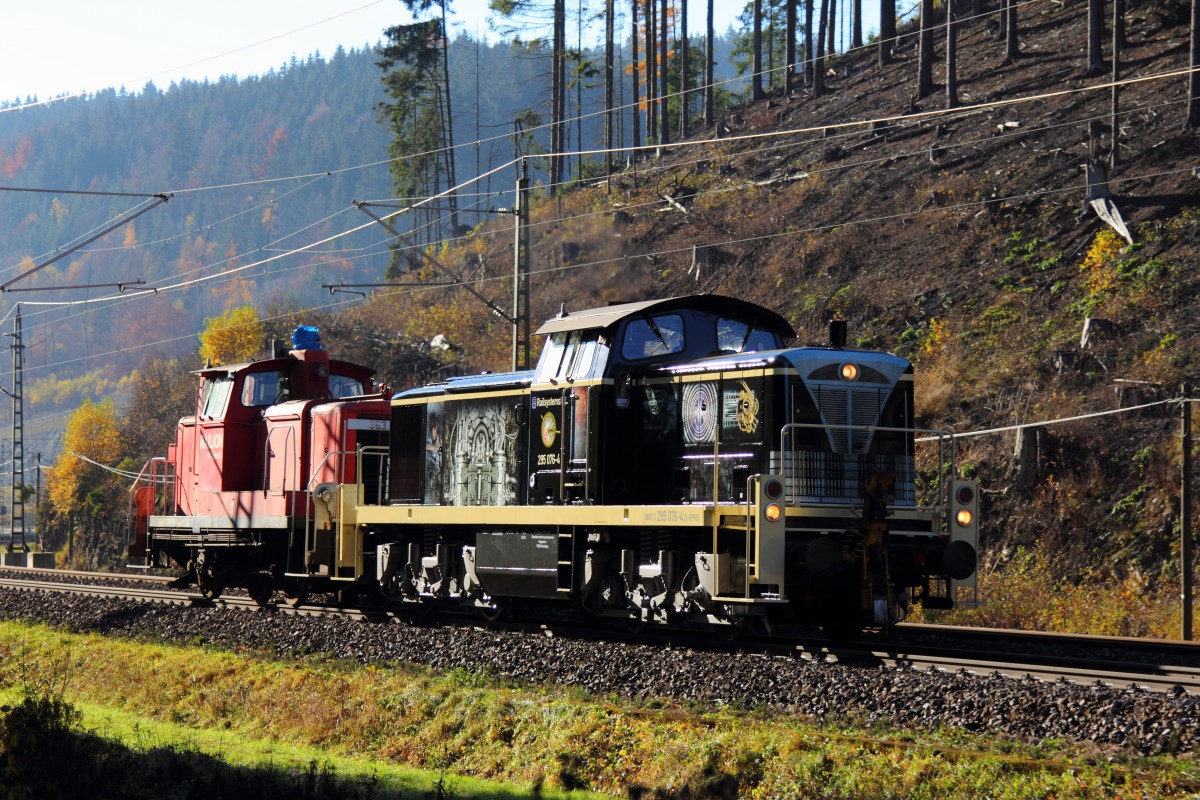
[2,586,1200,797]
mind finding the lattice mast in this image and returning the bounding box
[5,308,25,554]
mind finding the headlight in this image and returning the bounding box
[764,503,783,522]
[840,363,858,381]
[955,509,973,527]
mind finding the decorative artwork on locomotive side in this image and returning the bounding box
[640,384,678,444]
[425,397,520,506]
[681,381,718,445]
[722,377,762,443]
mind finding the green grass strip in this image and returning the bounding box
[1,617,1198,798]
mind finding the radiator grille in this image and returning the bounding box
[771,451,916,506]
[810,383,887,453]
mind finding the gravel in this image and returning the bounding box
[1,586,1197,756]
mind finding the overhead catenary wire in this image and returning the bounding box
[5,151,1196,385]
[14,57,1190,317]
[2,24,1190,383]
[915,399,1180,443]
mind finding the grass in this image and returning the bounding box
[0,686,562,799]
[1,619,1199,798]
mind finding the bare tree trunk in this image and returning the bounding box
[1188,0,1200,128]
[805,0,815,84]
[814,0,829,96]
[646,0,657,142]
[659,0,669,144]
[576,0,584,180]
[786,0,797,92]
[632,0,642,151]
[998,0,1008,41]
[438,9,459,233]
[605,0,614,177]
[1005,0,1020,63]
[753,0,765,99]
[680,0,689,137]
[852,0,862,48]
[878,0,895,66]
[704,0,715,125]
[1087,0,1106,76]
[827,0,837,55]
[551,0,566,188]
[918,0,935,98]
[946,0,958,108]
[1111,0,1122,170]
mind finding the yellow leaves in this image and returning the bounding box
[198,305,264,366]
[1078,228,1125,299]
[923,318,950,358]
[47,397,122,517]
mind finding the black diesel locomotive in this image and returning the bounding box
[294,294,978,636]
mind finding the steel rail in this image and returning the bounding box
[1,572,1197,694]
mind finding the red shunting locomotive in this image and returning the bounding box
[130,326,390,604]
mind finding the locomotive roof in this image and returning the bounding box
[534,295,795,338]
[193,354,376,378]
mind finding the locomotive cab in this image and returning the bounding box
[129,327,390,604]
[529,296,792,507]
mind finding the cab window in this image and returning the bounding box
[535,333,569,383]
[717,318,779,353]
[621,314,685,360]
[199,376,234,419]
[241,371,288,407]
[536,332,602,382]
[330,374,365,398]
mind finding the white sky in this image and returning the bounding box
[0,0,795,105]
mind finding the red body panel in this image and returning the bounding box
[170,347,389,526]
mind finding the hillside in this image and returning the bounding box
[358,0,1200,616]
[0,31,753,449]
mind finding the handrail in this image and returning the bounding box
[357,445,390,506]
[778,422,957,513]
[303,448,354,567]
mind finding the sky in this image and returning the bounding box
[0,0,814,105]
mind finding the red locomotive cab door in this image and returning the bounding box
[266,425,297,494]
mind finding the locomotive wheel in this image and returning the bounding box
[478,598,508,624]
[246,572,274,607]
[195,565,225,601]
[281,581,309,608]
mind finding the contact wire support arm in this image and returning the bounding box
[354,202,513,323]
[0,194,170,292]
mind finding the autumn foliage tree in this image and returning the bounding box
[120,357,197,466]
[198,305,265,366]
[45,398,124,567]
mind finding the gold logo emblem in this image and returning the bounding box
[540,411,559,448]
[737,380,760,434]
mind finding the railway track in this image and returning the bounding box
[2,567,1198,695]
